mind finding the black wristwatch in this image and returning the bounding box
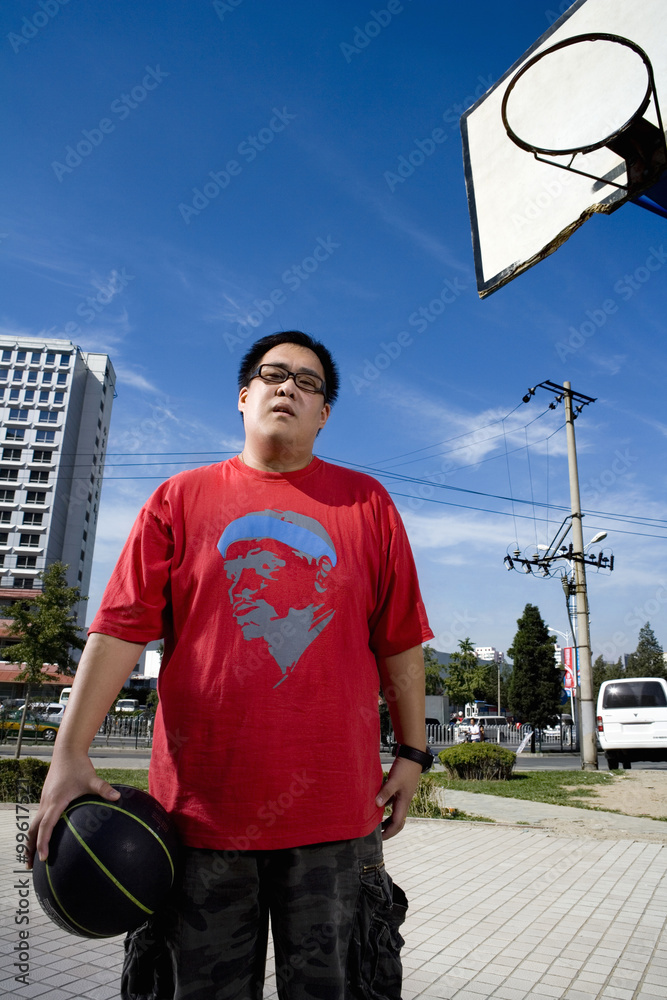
[391,743,434,772]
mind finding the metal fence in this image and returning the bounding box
[93,714,155,749]
[420,722,578,751]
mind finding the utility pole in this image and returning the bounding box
[506,380,602,770]
[562,382,598,770]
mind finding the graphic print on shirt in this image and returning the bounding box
[217,509,337,687]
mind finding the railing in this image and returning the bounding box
[399,722,579,751]
[94,714,154,749]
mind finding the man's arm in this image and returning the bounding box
[375,644,426,840]
[26,633,147,867]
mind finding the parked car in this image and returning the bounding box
[40,703,66,723]
[116,698,140,714]
[1,709,60,742]
[597,676,667,770]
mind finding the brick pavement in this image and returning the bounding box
[1,807,665,999]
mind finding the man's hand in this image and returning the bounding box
[26,754,120,869]
[375,756,423,840]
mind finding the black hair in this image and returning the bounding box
[237,331,339,405]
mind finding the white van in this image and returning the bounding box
[597,677,667,769]
[59,687,72,705]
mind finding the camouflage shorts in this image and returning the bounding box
[121,826,407,1000]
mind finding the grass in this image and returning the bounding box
[430,768,622,810]
[96,768,149,791]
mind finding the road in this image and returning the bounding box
[4,743,667,771]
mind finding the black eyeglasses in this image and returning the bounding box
[249,364,326,396]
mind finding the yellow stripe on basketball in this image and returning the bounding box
[65,798,176,881]
[44,859,109,938]
[62,814,155,915]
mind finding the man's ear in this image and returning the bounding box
[318,403,331,430]
[238,386,248,415]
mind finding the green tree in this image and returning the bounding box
[424,644,445,695]
[507,604,561,731]
[443,638,495,709]
[625,622,665,679]
[592,654,624,704]
[8,563,86,759]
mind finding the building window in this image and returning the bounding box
[25,492,46,505]
[0,555,4,567]
[32,450,53,464]
[23,512,43,526]
[57,373,67,386]
[53,390,64,404]
[12,371,22,383]
[8,410,28,422]
[80,550,85,562]
[84,511,90,522]
[16,556,37,569]
[0,469,18,482]
[42,373,52,385]
[82,530,88,542]
[5,429,24,441]
[38,412,58,424]
[45,353,55,365]
[29,471,49,484]
[60,354,70,366]
[1,351,10,363]
[0,533,8,545]
[39,390,49,403]
[31,352,41,364]
[0,370,7,381]
[16,351,26,363]
[19,534,40,547]
[0,490,15,503]
[35,430,55,443]
[2,449,21,462]
[24,390,34,403]
[9,389,20,402]
[14,578,35,589]
[0,511,11,524]
[27,370,38,384]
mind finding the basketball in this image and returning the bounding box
[32,784,180,938]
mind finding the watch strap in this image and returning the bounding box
[391,743,433,772]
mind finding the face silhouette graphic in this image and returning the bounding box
[218,512,336,686]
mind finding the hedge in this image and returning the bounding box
[0,757,50,802]
[438,743,516,781]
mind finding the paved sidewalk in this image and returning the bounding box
[1,805,665,999]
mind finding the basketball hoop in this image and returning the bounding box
[501,33,667,195]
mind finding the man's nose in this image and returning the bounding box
[276,378,297,397]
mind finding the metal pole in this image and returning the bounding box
[563,382,598,770]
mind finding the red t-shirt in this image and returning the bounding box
[90,457,432,850]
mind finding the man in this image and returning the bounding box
[28,331,433,999]
[469,717,481,742]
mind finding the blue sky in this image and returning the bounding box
[1,0,665,661]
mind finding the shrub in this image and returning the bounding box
[407,774,450,818]
[438,743,516,781]
[0,757,49,802]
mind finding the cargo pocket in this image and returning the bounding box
[120,914,175,1000]
[346,859,408,1000]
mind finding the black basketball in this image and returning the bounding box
[32,784,180,938]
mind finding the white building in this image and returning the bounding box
[0,336,115,631]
